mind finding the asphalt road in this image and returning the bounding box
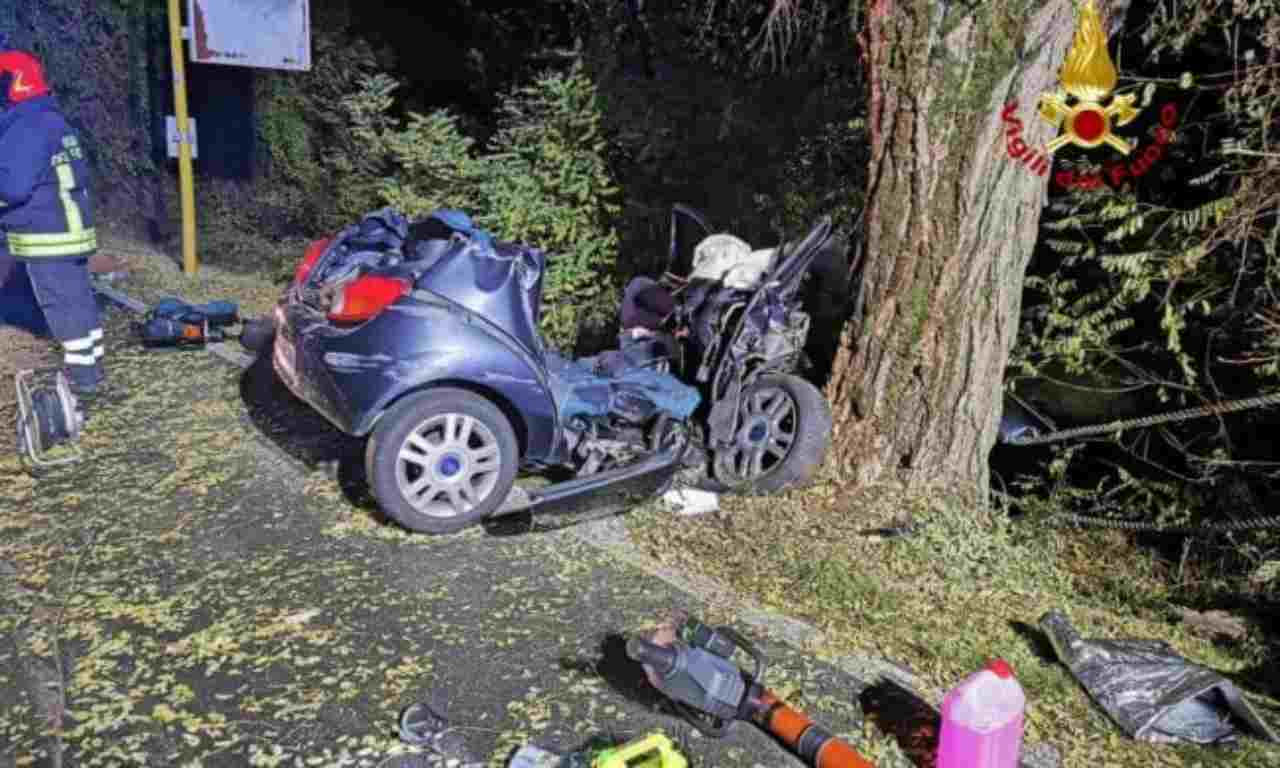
[1,302,887,768]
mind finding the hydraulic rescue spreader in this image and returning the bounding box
[628,615,876,768]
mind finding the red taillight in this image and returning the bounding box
[327,275,410,324]
[294,237,333,286]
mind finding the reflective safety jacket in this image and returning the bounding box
[0,95,96,260]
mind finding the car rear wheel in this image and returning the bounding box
[367,388,519,534]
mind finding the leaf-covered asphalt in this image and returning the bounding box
[1,303,873,768]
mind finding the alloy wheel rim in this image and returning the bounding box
[395,413,501,518]
[718,385,797,482]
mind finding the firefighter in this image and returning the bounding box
[0,42,105,403]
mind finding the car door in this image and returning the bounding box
[665,203,714,279]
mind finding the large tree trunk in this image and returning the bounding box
[824,0,1089,492]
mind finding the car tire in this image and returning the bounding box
[366,388,519,535]
[239,316,276,355]
[711,373,831,494]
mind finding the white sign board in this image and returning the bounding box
[166,116,199,160]
[188,0,311,71]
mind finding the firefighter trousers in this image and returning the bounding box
[0,236,105,392]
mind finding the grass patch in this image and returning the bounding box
[626,477,1280,768]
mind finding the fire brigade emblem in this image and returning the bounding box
[1037,0,1141,155]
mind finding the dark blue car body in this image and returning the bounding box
[266,206,846,535]
[272,212,568,466]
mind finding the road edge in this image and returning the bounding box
[93,283,1070,768]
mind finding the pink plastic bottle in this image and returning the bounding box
[936,658,1026,768]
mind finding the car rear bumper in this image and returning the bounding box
[272,301,367,435]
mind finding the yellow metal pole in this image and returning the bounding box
[168,0,198,275]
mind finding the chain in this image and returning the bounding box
[1001,390,1280,535]
[1006,391,1280,446]
[1044,510,1280,534]
[992,487,1280,535]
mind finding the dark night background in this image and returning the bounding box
[165,0,581,180]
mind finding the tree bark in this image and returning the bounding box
[825,0,1088,493]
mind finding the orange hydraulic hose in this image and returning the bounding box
[754,691,876,768]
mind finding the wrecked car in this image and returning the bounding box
[252,205,834,534]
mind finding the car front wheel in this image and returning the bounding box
[366,388,519,534]
[711,373,831,493]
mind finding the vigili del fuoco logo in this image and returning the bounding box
[1000,0,1181,191]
